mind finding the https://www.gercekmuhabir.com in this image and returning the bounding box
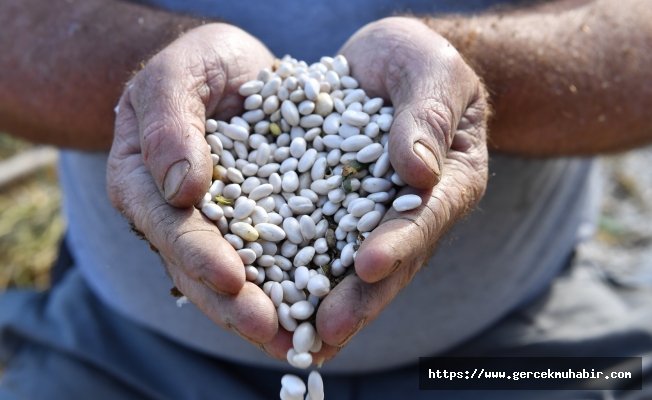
[419,357,642,390]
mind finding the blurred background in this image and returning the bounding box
[0,133,63,291]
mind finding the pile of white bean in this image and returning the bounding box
[194,54,422,400]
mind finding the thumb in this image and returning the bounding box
[388,97,452,189]
[128,42,216,208]
[127,23,275,208]
[378,19,480,189]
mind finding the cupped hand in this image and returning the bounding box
[107,23,282,349]
[314,17,490,354]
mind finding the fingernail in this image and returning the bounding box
[164,159,190,200]
[413,141,441,177]
[201,278,224,294]
[381,260,402,280]
[228,323,259,346]
[258,344,275,358]
[336,318,366,347]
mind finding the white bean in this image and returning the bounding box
[292,352,313,369]
[341,110,370,127]
[223,124,249,142]
[289,300,315,320]
[257,196,276,212]
[314,93,334,117]
[288,196,315,215]
[304,78,320,100]
[293,246,315,267]
[315,219,329,238]
[307,274,330,297]
[205,119,218,133]
[322,113,341,135]
[223,234,243,250]
[230,222,259,242]
[338,123,359,138]
[293,322,316,353]
[281,177,299,197]
[257,254,276,267]
[348,198,375,217]
[255,223,286,242]
[356,143,384,163]
[393,194,423,211]
[274,255,293,271]
[281,375,306,398]
[278,303,298,331]
[357,210,382,232]
[237,248,256,265]
[232,198,256,219]
[245,265,259,281]
[300,189,319,204]
[328,188,346,203]
[338,214,360,232]
[260,76,282,98]
[267,212,283,225]
[340,76,359,89]
[270,281,284,307]
[281,280,307,303]
[250,206,269,226]
[313,254,330,266]
[326,149,342,166]
[331,259,345,276]
[295,148,317,173]
[281,100,300,126]
[265,265,284,282]
[263,95,280,114]
[340,135,372,152]
[280,158,298,174]
[201,203,224,221]
[257,163,280,177]
[300,114,324,129]
[332,55,350,76]
[242,109,265,123]
[282,217,304,244]
[377,113,394,131]
[290,137,307,158]
[308,371,325,400]
[298,100,315,115]
[299,215,317,240]
[238,80,264,96]
[241,163,259,177]
[361,177,393,193]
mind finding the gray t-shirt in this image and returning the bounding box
[59,0,600,373]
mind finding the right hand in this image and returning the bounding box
[313,17,490,354]
[107,24,284,351]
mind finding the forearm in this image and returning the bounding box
[428,0,652,156]
[0,0,203,149]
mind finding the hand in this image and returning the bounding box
[107,24,282,349]
[314,17,490,354]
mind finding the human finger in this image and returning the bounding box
[108,89,245,295]
[355,90,489,283]
[129,24,273,208]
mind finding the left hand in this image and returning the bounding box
[107,23,284,353]
[310,17,490,358]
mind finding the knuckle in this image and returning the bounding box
[395,100,453,145]
[139,201,171,239]
[420,193,452,240]
[140,123,164,164]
